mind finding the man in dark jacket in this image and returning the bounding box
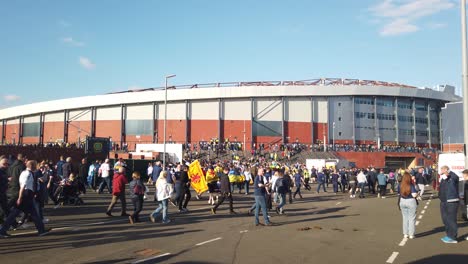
[177,165,191,213]
[62,157,72,179]
[7,154,26,211]
[439,165,462,243]
[0,158,9,224]
[78,158,88,192]
[212,166,235,214]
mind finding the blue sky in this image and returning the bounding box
[0,0,464,108]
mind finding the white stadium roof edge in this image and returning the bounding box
[0,78,460,120]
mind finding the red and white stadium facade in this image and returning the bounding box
[0,79,460,150]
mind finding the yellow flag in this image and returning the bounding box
[188,160,209,194]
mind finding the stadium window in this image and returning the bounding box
[338,102,342,106]
[338,117,342,121]
[338,132,342,136]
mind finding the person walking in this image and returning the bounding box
[211,166,235,215]
[106,167,128,217]
[253,168,271,226]
[398,172,418,239]
[150,171,173,224]
[128,171,145,224]
[0,158,9,225]
[293,169,305,199]
[439,165,461,243]
[331,170,339,194]
[357,170,367,198]
[316,170,327,193]
[275,170,287,214]
[377,169,387,198]
[177,165,191,213]
[97,159,112,194]
[0,160,49,237]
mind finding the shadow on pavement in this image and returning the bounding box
[407,254,468,264]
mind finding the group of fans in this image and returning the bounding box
[1,151,467,243]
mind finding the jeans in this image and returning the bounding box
[131,195,144,221]
[254,195,270,225]
[379,185,386,197]
[277,193,286,212]
[440,202,458,239]
[244,181,250,194]
[174,182,182,201]
[293,185,302,198]
[388,179,396,192]
[332,182,338,193]
[87,175,94,188]
[107,193,127,215]
[99,177,112,193]
[418,184,425,197]
[213,192,233,212]
[400,198,417,236]
[316,182,326,193]
[152,199,169,222]
[358,182,366,197]
[0,191,45,234]
[0,195,8,224]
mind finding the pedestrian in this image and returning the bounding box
[211,166,235,215]
[275,170,287,214]
[106,167,128,217]
[293,169,305,199]
[398,172,418,239]
[357,170,367,198]
[253,168,272,226]
[377,169,387,198]
[331,170,339,194]
[439,165,461,244]
[415,167,426,201]
[206,166,219,205]
[462,170,468,225]
[150,171,173,224]
[316,170,327,193]
[97,159,112,194]
[244,167,252,195]
[128,171,145,224]
[0,160,49,237]
[0,158,9,225]
[177,165,191,213]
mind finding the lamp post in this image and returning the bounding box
[332,122,335,151]
[164,74,176,169]
[461,0,468,167]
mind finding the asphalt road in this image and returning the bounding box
[0,186,467,264]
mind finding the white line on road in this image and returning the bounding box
[398,237,408,246]
[133,253,171,264]
[424,206,428,209]
[418,215,423,220]
[336,202,342,205]
[421,210,426,214]
[240,230,248,233]
[195,237,222,246]
[386,252,399,263]
[416,221,420,226]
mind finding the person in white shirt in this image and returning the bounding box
[0,160,49,237]
[357,170,367,198]
[243,169,252,195]
[97,159,112,194]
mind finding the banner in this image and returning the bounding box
[188,160,208,194]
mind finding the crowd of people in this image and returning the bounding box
[0,151,467,244]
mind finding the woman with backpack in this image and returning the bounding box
[129,171,145,224]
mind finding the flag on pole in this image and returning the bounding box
[188,160,208,194]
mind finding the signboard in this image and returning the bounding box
[86,137,111,155]
[438,153,466,178]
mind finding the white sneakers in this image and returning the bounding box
[409,236,415,239]
[404,235,409,238]
[404,235,415,239]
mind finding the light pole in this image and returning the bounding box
[461,0,468,167]
[332,122,335,151]
[164,74,176,169]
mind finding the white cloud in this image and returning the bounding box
[428,22,448,29]
[61,37,85,47]
[3,95,20,102]
[79,56,96,70]
[369,0,455,36]
[380,18,419,36]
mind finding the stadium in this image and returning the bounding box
[0,78,461,167]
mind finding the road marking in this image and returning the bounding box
[336,202,342,205]
[421,210,426,214]
[195,237,222,246]
[416,221,420,226]
[133,253,171,264]
[424,206,428,209]
[386,252,399,263]
[240,230,248,233]
[398,237,408,246]
[418,215,423,220]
